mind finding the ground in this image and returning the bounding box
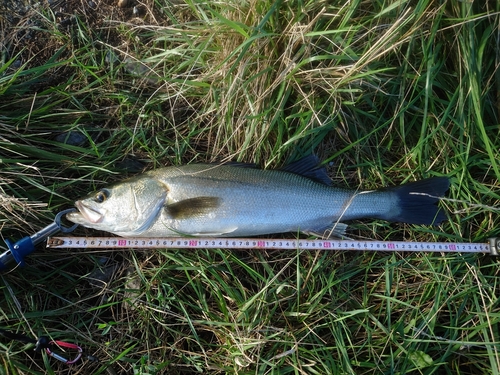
[0,0,499,374]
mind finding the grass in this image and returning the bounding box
[0,0,499,373]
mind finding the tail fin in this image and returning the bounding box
[386,177,450,225]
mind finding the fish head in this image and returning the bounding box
[66,176,167,235]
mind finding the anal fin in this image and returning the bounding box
[304,222,349,239]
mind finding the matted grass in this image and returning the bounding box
[1,0,499,374]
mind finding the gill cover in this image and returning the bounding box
[67,176,168,235]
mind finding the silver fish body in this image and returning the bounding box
[66,157,449,237]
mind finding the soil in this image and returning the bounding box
[0,0,160,84]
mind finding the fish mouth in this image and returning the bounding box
[67,201,104,224]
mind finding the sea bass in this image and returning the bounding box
[66,156,449,237]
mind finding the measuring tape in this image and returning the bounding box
[47,236,499,255]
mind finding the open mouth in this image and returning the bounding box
[67,201,104,224]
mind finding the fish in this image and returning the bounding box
[66,155,450,238]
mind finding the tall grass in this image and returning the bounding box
[0,0,499,374]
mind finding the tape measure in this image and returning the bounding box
[47,236,499,255]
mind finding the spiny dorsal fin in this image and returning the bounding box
[166,197,221,219]
[280,155,332,186]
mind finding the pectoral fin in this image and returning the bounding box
[165,196,221,219]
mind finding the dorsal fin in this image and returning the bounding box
[280,155,332,186]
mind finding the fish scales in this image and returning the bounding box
[147,165,393,237]
[66,156,450,238]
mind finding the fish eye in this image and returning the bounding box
[94,189,110,203]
